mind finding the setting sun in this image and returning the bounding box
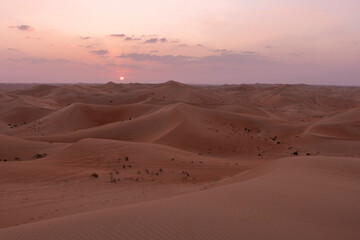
[120,76,125,81]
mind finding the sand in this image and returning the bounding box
[0,81,359,239]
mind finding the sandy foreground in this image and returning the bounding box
[0,81,359,239]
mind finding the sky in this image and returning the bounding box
[1,0,360,85]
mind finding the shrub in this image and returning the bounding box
[33,153,47,159]
[293,151,298,155]
[91,173,98,178]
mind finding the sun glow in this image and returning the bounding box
[120,76,125,81]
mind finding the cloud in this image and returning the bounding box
[125,37,141,41]
[144,38,158,44]
[90,50,109,55]
[117,53,192,64]
[105,63,140,70]
[211,49,231,54]
[143,37,167,44]
[80,36,90,40]
[198,53,266,65]
[9,25,34,31]
[6,57,69,64]
[6,48,18,51]
[118,52,268,66]
[241,51,256,55]
[110,34,126,38]
[176,44,188,48]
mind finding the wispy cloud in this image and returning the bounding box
[198,53,266,65]
[8,25,34,31]
[80,36,91,40]
[176,44,188,48]
[143,37,167,44]
[117,53,191,64]
[210,49,232,54]
[110,34,126,38]
[118,52,267,66]
[6,58,69,64]
[125,37,141,41]
[106,63,140,70]
[90,50,109,55]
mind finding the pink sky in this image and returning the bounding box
[1,0,359,85]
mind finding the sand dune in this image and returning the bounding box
[0,134,64,161]
[10,103,159,136]
[1,156,358,240]
[0,82,359,239]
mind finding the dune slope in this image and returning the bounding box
[0,156,359,240]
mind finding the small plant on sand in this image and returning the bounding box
[33,153,47,159]
[91,173,98,178]
[182,171,190,177]
[110,172,116,182]
[293,151,299,155]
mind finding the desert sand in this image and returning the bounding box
[0,81,359,239]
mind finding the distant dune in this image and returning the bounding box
[0,81,359,239]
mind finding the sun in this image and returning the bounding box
[120,76,125,81]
